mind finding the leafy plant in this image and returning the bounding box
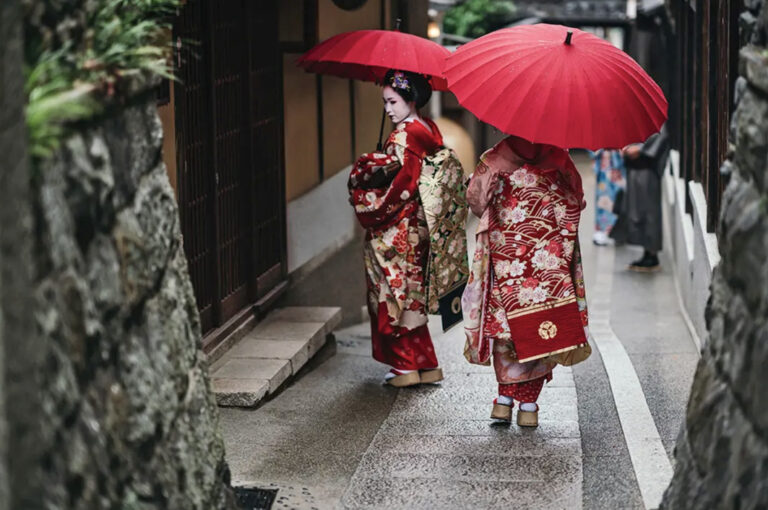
[25,50,100,159]
[443,0,517,39]
[24,0,180,160]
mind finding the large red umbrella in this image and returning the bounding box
[444,24,667,150]
[297,29,450,91]
[298,29,450,149]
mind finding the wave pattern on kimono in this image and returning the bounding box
[348,118,443,337]
[462,137,591,382]
[418,148,470,320]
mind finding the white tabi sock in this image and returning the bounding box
[497,395,514,407]
[384,369,416,381]
[519,402,538,412]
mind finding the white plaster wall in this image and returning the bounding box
[661,150,720,349]
[286,167,358,276]
[688,182,721,339]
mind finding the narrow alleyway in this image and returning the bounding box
[219,154,700,509]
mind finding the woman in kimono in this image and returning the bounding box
[462,136,591,426]
[591,149,626,246]
[348,70,445,387]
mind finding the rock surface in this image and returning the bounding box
[661,1,768,508]
[0,46,238,506]
[25,95,238,509]
[1,1,41,509]
[0,2,26,509]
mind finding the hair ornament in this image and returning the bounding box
[390,71,411,91]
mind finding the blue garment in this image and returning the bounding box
[591,150,626,234]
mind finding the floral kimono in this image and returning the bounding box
[348,118,445,371]
[462,136,591,398]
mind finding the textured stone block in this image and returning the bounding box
[213,379,269,408]
[211,307,343,408]
[733,86,768,192]
[309,330,329,357]
[249,319,329,358]
[250,319,325,342]
[741,46,768,95]
[229,338,310,375]
[379,417,581,439]
[368,434,582,459]
[214,358,291,393]
[268,306,342,329]
[353,451,581,483]
[341,477,580,509]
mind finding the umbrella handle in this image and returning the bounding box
[377,108,386,151]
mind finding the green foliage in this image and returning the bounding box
[25,49,101,159]
[25,0,180,161]
[443,0,517,39]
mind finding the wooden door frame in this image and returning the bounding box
[173,0,288,347]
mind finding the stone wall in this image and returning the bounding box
[0,4,239,500]
[0,1,22,508]
[0,1,36,509]
[661,1,768,508]
[24,91,239,508]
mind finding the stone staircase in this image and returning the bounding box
[209,306,341,407]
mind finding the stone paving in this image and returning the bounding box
[222,317,583,510]
[340,322,582,510]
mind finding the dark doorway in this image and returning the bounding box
[173,0,286,342]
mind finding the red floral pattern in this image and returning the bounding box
[350,118,444,360]
[370,304,438,370]
[463,137,591,380]
[482,161,589,362]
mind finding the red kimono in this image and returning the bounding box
[348,118,443,371]
[463,136,591,395]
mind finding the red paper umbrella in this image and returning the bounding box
[444,24,668,149]
[297,29,450,91]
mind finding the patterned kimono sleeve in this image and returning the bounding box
[380,137,424,219]
[350,143,422,230]
[572,240,589,328]
[467,159,498,218]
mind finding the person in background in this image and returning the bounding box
[614,125,670,271]
[591,149,626,246]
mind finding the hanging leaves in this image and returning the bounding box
[24,0,181,161]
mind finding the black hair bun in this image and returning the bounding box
[383,69,433,109]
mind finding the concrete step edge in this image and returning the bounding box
[210,306,342,408]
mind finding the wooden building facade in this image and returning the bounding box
[158,0,428,350]
[167,0,286,349]
[667,0,741,232]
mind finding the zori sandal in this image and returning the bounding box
[384,370,421,387]
[517,403,539,427]
[419,368,444,384]
[491,398,512,422]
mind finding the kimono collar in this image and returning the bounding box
[393,117,443,158]
[497,136,584,200]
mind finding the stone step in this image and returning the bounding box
[211,306,341,407]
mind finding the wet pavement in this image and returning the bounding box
[218,153,700,509]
